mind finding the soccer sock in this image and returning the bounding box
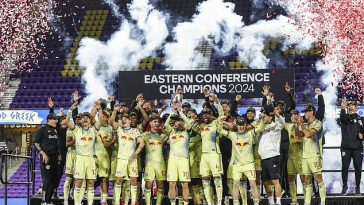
[199,184,206,203]
[156,188,164,205]
[80,181,86,199]
[227,179,233,195]
[145,189,151,205]
[253,199,259,205]
[239,182,247,205]
[170,198,176,205]
[202,179,213,205]
[289,182,297,202]
[319,182,326,204]
[233,200,239,205]
[304,184,313,205]
[276,197,281,205]
[63,177,72,202]
[123,181,131,204]
[87,187,94,205]
[74,187,82,205]
[131,185,138,204]
[213,177,223,202]
[183,200,189,205]
[101,192,108,203]
[192,185,202,205]
[114,184,122,205]
[267,196,274,205]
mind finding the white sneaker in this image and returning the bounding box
[224,196,230,205]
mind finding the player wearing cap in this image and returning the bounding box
[284,110,304,205]
[258,104,285,205]
[142,116,168,205]
[339,99,363,195]
[110,103,145,205]
[164,104,192,205]
[65,102,100,205]
[297,104,325,205]
[34,112,62,205]
[222,117,265,205]
[199,93,225,205]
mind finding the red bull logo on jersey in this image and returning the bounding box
[80,136,94,142]
[120,135,134,141]
[99,133,108,140]
[149,140,162,145]
[171,134,185,141]
[201,127,210,132]
[236,139,249,147]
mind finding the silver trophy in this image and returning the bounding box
[171,85,183,104]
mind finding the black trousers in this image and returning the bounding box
[40,155,59,203]
[279,150,289,194]
[54,154,66,194]
[341,148,363,187]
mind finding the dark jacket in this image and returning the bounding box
[339,109,364,150]
[49,108,68,158]
[33,124,60,156]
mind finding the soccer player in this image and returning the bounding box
[142,116,167,205]
[110,103,145,205]
[221,117,265,205]
[258,105,285,205]
[164,104,191,205]
[339,99,364,195]
[199,93,224,205]
[298,104,326,205]
[65,102,99,205]
[285,110,304,205]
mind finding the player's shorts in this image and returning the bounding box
[287,157,302,175]
[96,154,110,178]
[227,161,233,179]
[109,154,118,181]
[253,149,261,171]
[232,162,256,181]
[65,149,76,175]
[144,162,167,181]
[200,152,223,177]
[167,157,191,182]
[302,156,322,175]
[261,155,280,181]
[115,158,138,178]
[73,155,97,180]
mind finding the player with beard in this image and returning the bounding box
[110,103,145,205]
[65,101,101,205]
[199,93,224,205]
[164,104,192,205]
[221,117,265,205]
[142,116,168,205]
[186,108,206,205]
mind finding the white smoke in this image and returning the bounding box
[164,0,244,70]
[102,0,123,19]
[76,0,169,111]
[236,15,313,69]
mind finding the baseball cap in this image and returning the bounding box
[81,112,91,118]
[301,104,316,113]
[170,114,181,121]
[261,104,274,116]
[120,102,127,107]
[186,108,197,114]
[273,100,285,108]
[129,112,138,118]
[46,113,58,121]
[236,117,247,125]
[290,109,299,116]
[221,101,231,107]
[182,102,191,109]
[246,107,256,114]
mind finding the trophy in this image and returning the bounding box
[171,85,183,104]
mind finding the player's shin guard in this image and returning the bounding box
[74,187,82,205]
[156,188,164,205]
[145,189,151,205]
[304,184,313,205]
[239,181,247,205]
[289,182,297,203]
[170,198,176,205]
[87,187,94,205]
[123,181,131,204]
[213,177,223,204]
[63,177,72,203]
[101,192,108,203]
[131,185,138,205]
[233,200,239,205]
[202,179,213,205]
[114,184,122,205]
[319,182,326,204]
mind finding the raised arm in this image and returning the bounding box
[284,82,296,111]
[66,101,78,130]
[110,104,120,130]
[339,100,348,124]
[90,100,99,125]
[94,103,103,131]
[315,88,325,121]
[136,100,150,127]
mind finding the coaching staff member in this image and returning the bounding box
[34,113,61,205]
[339,100,364,195]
